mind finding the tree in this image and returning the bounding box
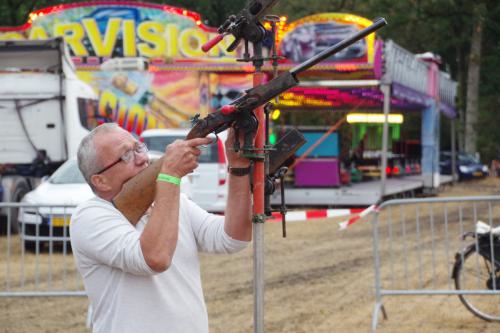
[464,2,486,154]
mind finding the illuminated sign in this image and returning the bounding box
[0,1,237,60]
[346,113,404,124]
[279,13,376,64]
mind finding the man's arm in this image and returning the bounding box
[223,129,252,241]
[140,137,212,272]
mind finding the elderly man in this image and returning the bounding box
[70,123,252,333]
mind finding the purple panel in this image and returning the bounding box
[294,158,341,187]
[392,82,431,109]
[440,102,457,119]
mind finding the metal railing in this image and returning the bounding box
[384,39,457,107]
[439,72,457,108]
[0,203,90,326]
[371,196,500,330]
[383,40,429,94]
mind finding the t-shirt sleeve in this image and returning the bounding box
[70,199,156,276]
[181,195,249,254]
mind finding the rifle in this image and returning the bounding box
[112,17,387,225]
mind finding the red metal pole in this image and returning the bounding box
[252,71,266,333]
[252,72,266,217]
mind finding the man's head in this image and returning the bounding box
[77,123,149,201]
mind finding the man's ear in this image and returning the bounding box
[90,174,111,193]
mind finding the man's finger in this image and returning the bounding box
[189,147,202,156]
[186,137,213,147]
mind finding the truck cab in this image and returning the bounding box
[0,38,97,233]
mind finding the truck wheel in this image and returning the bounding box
[11,182,31,234]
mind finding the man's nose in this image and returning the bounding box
[134,151,149,165]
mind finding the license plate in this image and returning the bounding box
[473,171,482,177]
[51,216,71,227]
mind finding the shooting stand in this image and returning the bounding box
[201,5,283,332]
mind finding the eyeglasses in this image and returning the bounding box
[95,142,148,175]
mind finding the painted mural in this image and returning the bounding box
[77,70,217,135]
[208,74,254,110]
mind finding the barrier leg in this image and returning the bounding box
[86,303,93,329]
[371,302,387,331]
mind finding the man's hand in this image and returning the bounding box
[225,128,251,168]
[161,137,212,177]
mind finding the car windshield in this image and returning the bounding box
[142,136,218,163]
[458,153,478,164]
[440,152,479,164]
[49,160,86,184]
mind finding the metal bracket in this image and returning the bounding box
[252,214,267,224]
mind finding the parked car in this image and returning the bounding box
[18,158,93,251]
[439,151,488,180]
[18,153,192,251]
[140,128,228,212]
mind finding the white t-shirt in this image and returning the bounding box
[70,194,249,333]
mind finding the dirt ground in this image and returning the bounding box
[2,178,500,332]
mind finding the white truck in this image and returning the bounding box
[0,37,97,233]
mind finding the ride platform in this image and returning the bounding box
[271,174,453,207]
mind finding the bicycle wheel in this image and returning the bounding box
[453,245,500,321]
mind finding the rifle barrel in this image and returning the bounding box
[290,18,387,76]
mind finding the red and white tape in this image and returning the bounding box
[337,204,379,230]
[267,208,365,223]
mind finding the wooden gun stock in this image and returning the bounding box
[112,110,234,224]
[112,157,164,224]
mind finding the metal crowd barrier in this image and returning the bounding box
[371,195,500,330]
[0,203,91,327]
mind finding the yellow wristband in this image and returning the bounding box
[157,173,181,186]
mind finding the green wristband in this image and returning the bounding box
[157,173,181,186]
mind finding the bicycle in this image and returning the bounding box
[452,221,500,321]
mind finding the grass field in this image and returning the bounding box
[2,178,500,332]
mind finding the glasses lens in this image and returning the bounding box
[119,143,148,165]
[121,149,134,163]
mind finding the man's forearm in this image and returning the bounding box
[139,182,180,272]
[224,174,252,241]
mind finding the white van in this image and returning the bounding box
[140,128,228,212]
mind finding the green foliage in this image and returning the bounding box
[0,0,81,26]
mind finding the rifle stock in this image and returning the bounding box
[112,157,164,224]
